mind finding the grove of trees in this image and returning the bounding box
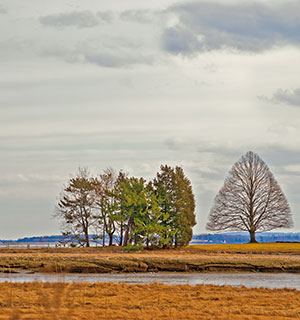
[206,151,293,243]
[55,165,196,248]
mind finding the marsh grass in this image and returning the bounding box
[186,242,300,254]
[0,282,300,319]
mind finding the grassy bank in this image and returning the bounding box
[0,243,300,273]
[0,282,300,319]
[186,243,300,254]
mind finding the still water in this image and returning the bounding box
[0,272,300,289]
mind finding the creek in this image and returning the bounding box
[1,272,300,289]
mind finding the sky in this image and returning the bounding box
[1,0,300,239]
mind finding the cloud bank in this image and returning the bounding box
[162,2,300,54]
[0,5,6,14]
[271,88,300,107]
[39,11,109,28]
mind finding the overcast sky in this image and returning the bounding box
[1,0,300,239]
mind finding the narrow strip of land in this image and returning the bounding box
[0,243,300,273]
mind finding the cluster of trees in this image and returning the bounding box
[55,151,293,247]
[55,165,196,248]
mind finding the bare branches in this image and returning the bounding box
[55,167,97,247]
[206,151,293,242]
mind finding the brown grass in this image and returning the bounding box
[0,282,299,319]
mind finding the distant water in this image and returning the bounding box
[0,272,300,290]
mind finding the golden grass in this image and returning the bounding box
[0,282,300,319]
[2,242,300,255]
[186,243,300,254]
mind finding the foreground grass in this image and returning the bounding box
[0,243,300,273]
[0,282,300,319]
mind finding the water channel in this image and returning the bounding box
[0,272,300,290]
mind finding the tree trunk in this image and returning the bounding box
[249,230,257,243]
[174,234,177,248]
[84,229,90,247]
[119,223,123,246]
[123,230,129,247]
[102,227,105,247]
[108,233,113,246]
[123,216,133,246]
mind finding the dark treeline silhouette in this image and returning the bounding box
[192,232,300,244]
[2,232,300,245]
[54,165,196,248]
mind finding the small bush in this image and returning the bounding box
[124,244,144,252]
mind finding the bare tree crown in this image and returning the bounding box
[206,151,293,242]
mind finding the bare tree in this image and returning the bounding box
[206,151,293,243]
[55,167,96,247]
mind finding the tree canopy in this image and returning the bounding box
[55,165,196,248]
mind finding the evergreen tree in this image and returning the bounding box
[154,165,196,247]
[172,166,196,246]
[133,182,161,248]
[153,165,176,247]
[116,177,149,246]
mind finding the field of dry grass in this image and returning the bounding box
[0,282,300,319]
[0,243,300,273]
[186,243,300,254]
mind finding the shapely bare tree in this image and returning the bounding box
[206,151,293,243]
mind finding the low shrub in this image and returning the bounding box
[124,244,144,252]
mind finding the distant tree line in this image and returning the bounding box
[192,232,300,244]
[55,165,196,248]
